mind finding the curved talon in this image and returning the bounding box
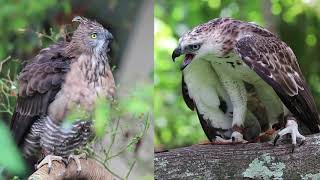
[291,144,296,153]
[299,140,305,146]
[67,153,87,174]
[36,155,64,174]
[231,137,235,144]
[273,134,280,146]
[274,119,306,153]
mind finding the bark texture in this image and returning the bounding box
[28,158,113,180]
[155,133,320,180]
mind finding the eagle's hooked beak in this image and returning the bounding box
[172,46,182,62]
[105,31,113,42]
[172,46,194,70]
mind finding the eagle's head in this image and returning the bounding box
[172,18,233,70]
[69,16,113,57]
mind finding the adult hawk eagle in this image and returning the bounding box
[10,16,115,173]
[172,17,320,149]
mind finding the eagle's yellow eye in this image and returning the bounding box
[91,33,97,39]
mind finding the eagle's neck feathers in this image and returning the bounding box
[77,54,108,84]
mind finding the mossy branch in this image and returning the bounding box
[155,133,320,179]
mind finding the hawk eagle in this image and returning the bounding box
[172,17,320,149]
[10,16,115,173]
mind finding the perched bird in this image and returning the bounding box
[10,16,115,173]
[172,17,320,150]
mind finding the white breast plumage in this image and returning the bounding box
[183,59,232,129]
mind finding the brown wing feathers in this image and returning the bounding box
[235,35,320,133]
[10,41,71,146]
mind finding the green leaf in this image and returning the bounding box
[0,121,25,175]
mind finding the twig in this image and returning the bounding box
[18,28,58,43]
[106,115,149,160]
[0,56,11,72]
[104,117,120,164]
[92,156,124,180]
[125,160,136,179]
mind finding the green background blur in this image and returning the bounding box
[155,0,320,150]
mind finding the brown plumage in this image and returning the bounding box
[173,17,319,147]
[10,16,115,173]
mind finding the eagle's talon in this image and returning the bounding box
[273,134,280,146]
[36,154,64,174]
[231,137,235,144]
[76,169,81,176]
[291,144,296,153]
[299,140,305,146]
[67,153,87,174]
[61,158,68,168]
[275,119,306,151]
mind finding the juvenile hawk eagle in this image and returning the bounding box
[172,17,320,149]
[10,16,115,173]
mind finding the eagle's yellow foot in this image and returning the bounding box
[36,154,64,174]
[67,153,87,175]
[273,119,305,153]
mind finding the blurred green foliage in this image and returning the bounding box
[94,98,111,138]
[0,0,70,71]
[0,121,25,176]
[155,0,320,149]
[120,83,153,116]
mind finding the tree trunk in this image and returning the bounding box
[155,133,320,180]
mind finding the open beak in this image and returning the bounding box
[180,54,194,70]
[172,46,194,70]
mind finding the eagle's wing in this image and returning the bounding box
[10,41,71,145]
[181,75,219,141]
[235,35,320,133]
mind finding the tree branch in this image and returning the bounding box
[28,158,113,180]
[155,133,320,179]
